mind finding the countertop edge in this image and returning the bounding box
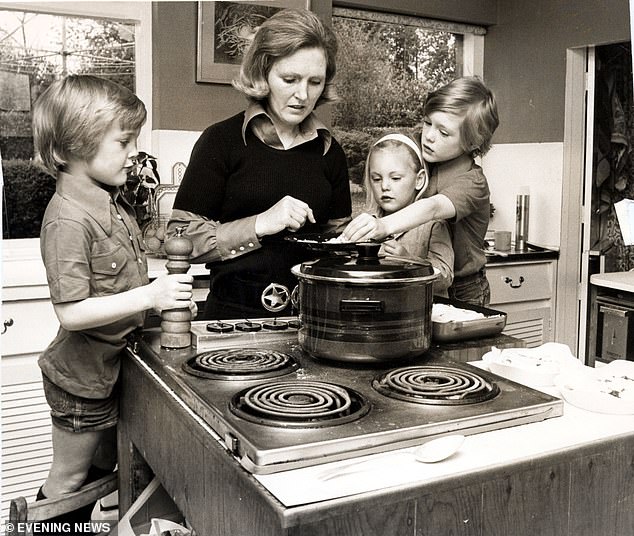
[590,271,634,293]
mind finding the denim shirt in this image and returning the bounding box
[39,175,149,398]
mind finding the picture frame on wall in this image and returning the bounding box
[196,0,311,84]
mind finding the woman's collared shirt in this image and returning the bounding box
[241,101,332,154]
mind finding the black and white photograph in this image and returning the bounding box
[1,1,634,535]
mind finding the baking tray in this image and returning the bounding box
[432,297,507,342]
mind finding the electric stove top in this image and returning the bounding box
[129,318,563,474]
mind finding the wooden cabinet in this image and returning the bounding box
[487,259,557,347]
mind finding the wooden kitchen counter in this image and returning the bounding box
[119,338,634,536]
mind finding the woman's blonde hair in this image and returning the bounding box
[232,8,338,106]
[363,132,428,216]
[423,76,499,158]
[33,75,146,176]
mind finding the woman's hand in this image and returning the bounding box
[340,213,389,242]
[255,195,316,237]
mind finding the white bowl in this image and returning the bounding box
[482,343,582,387]
[554,360,634,415]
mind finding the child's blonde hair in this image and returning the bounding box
[363,132,428,216]
[33,75,147,176]
[423,76,499,158]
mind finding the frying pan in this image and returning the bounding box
[285,233,383,256]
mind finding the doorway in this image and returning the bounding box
[559,42,633,362]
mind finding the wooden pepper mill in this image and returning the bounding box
[160,227,193,348]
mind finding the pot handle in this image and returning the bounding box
[340,299,384,313]
[355,243,382,260]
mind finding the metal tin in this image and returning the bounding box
[431,297,507,342]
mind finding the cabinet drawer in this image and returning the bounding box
[2,300,59,356]
[488,262,553,304]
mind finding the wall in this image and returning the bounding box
[479,0,630,248]
[485,0,630,144]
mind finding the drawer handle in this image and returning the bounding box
[599,305,629,317]
[504,276,524,289]
[2,318,14,334]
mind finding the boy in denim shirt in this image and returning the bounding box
[32,75,195,526]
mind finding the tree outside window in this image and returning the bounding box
[0,10,135,239]
[331,11,460,214]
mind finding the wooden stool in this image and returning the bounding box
[8,472,118,536]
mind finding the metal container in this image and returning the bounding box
[515,192,530,251]
[431,297,507,342]
[291,246,438,362]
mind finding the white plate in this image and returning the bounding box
[554,360,634,414]
[482,343,582,387]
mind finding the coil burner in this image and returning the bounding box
[373,364,500,405]
[182,348,299,380]
[230,380,370,428]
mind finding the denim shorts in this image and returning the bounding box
[42,374,119,433]
[449,268,491,307]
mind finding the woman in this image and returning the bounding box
[168,9,351,320]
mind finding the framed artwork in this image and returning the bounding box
[196,0,311,84]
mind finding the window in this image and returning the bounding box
[331,7,484,212]
[0,2,151,243]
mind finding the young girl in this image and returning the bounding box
[365,133,453,296]
[32,75,196,525]
[344,77,499,306]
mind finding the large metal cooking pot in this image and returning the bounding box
[291,244,438,362]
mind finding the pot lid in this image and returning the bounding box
[292,252,435,283]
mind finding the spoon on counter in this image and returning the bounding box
[319,435,466,481]
[413,434,465,463]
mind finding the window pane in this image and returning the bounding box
[0,10,136,239]
[332,12,461,213]
[333,16,459,130]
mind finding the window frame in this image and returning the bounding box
[333,7,485,78]
[0,1,152,254]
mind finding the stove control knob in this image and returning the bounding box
[288,319,302,330]
[236,321,262,332]
[262,319,289,330]
[206,321,234,333]
[224,432,240,456]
